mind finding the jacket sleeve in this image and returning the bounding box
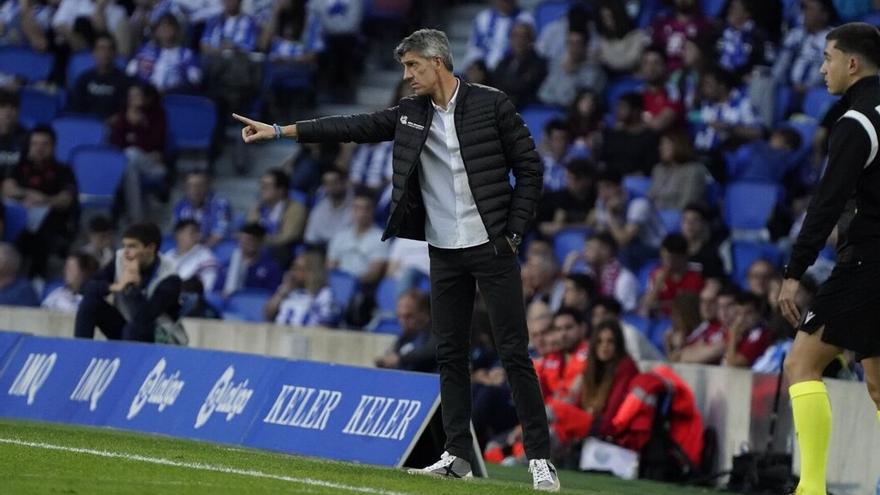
[295,107,398,144]
[785,117,871,279]
[495,92,543,236]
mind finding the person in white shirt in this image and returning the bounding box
[42,252,100,313]
[326,190,388,284]
[303,168,352,247]
[263,249,340,327]
[386,237,429,299]
[165,219,218,292]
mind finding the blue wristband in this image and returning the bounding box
[272,123,282,139]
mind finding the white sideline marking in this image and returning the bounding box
[0,437,410,495]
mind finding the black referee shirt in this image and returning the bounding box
[786,76,880,279]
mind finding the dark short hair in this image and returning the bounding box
[735,290,763,311]
[596,169,623,185]
[717,284,740,300]
[554,306,585,325]
[544,118,570,135]
[174,219,201,233]
[264,168,290,191]
[704,64,737,89]
[588,231,618,253]
[93,31,116,50]
[774,127,802,150]
[29,124,56,144]
[399,288,430,315]
[617,91,643,111]
[0,89,20,108]
[591,295,622,315]
[826,22,880,69]
[88,215,114,233]
[566,273,595,296]
[661,233,689,255]
[71,252,99,277]
[565,158,595,179]
[683,202,710,221]
[352,186,377,204]
[122,222,162,250]
[239,222,267,238]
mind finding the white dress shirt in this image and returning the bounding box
[419,80,489,249]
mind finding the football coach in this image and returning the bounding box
[234,28,560,491]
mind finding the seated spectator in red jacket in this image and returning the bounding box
[722,291,772,367]
[536,307,589,404]
[667,279,727,364]
[546,319,639,446]
[640,233,704,316]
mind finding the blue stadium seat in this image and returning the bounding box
[211,238,238,266]
[701,0,726,17]
[204,291,226,312]
[552,227,588,265]
[371,317,402,335]
[289,189,309,206]
[724,181,779,231]
[160,234,175,254]
[637,0,670,28]
[860,9,880,26]
[534,0,571,35]
[66,52,128,86]
[724,141,797,183]
[649,317,671,353]
[328,270,359,309]
[19,87,60,128]
[0,47,53,83]
[263,62,314,91]
[774,85,792,125]
[375,277,397,314]
[622,313,650,337]
[520,104,565,146]
[162,94,217,152]
[802,87,838,121]
[69,145,127,208]
[623,175,651,198]
[604,76,645,109]
[225,289,272,322]
[658,209,682,233]
[364,0,411,21]
[730,240,781,288]
[3,201,27,242]
[52,116,106,163]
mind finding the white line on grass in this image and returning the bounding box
[0,437,411,495]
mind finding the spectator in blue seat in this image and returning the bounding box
[0,0,53,51]
[589,170,666,270]
[563,232,639,313]
[68,32,132,120]
[127,13,202,94]
[597,92,659,176]
[165,219,219,294]
[639,47,685,134]
[490,22,546,109]
[375,289,438,373]
[247,168,306,267]
[772,0,834,97]
[538,119,573,193]
[264,249,340,327]
[200,0,260,114]
[326,189,387,285]
[0,242,38,306]
[464,0,534,71]
[538,28,606,108]
[303,168,351,247]
[216,222,282,296]
[667,33,713,113]
[721,290,772,368]
[716,0,769,83]
[692,65,762,153]
[647,129,707,210]
[566,89,604,149]
[52,0,132,55]
[42,252,99,313]
[594,0,649,76]
[2,125,78,277]
[258,0,324,68]
[536,158,596,238]
[0,89,26,175]
[680,202,725,280]
[536,3,589,66]
[309,0,364,103]
[172,171,232,248]
[74,222,182,342]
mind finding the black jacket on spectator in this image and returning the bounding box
[491,49,548,108]
[394,328,438,372]
[296,81,543,242]
[69,67,131,119]
[600,126,659,176]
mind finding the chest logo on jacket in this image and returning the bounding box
[399,115,425,131]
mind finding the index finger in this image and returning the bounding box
[232,113,257,126]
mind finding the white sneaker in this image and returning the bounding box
[407,451,473,478]
[529,459,560,492]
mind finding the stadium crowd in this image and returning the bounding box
[1,0,878,477]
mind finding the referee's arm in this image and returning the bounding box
[785,118,872,280]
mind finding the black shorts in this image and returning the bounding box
[800,259,880,361]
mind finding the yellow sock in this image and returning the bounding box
[790,381,831,495]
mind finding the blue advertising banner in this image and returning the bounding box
[243,360,440,467]
[0,331,25,375]
[104,346,280,445]
[0,337,146,426]
[0,335,446,471]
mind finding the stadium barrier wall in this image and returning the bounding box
[0,306,396,368]
[0,332,476,472]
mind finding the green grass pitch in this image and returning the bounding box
[0,419,719,494]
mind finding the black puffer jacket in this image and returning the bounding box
[296,81,543,243]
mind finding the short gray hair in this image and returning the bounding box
[394,29,454,71]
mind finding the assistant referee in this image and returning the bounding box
[777,22,880,495]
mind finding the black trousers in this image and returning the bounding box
[429,240,550,463]
[74,293,154,342]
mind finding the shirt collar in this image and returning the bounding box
[431,78,460,114]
